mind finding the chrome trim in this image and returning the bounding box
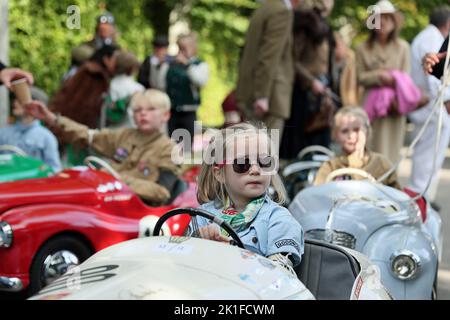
[390,250,421,280]
[297,145,335,160]
[282,161,322,178]
[0,276,23,292]
[0,221,13,248]
[306,229,356,249]
[42,250,80,286]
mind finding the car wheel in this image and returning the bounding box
[28,235,92,296]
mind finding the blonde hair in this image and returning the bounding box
[197,122,286,206]
[129,89,171,112]
[332,106,372,141]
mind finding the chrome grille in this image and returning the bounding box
[306,229,356,249]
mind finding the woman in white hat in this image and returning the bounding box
[355,0,410,164]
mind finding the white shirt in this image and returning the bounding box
[410,25,450,122]
[109,75,144,102]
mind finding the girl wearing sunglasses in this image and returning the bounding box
[191,123,304,275]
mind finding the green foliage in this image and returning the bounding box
[8,0,445,127]
[9,0,153,96]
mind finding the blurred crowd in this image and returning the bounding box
[1,0,450,205]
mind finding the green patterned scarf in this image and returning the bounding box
[220,195,265,234]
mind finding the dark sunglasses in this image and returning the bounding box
[217,156,277,174]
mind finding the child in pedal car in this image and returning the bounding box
[190,122,304,275]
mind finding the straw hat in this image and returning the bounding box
[374,0,397,14]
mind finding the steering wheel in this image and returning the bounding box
[325,168,376,183]
[153,208,245,249]
[84,156,121,180]
[297,145,335,161]
[0,145,27,157]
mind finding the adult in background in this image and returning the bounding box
[138,35,173,91]
[235,0,303,140]
[355,0,411,164]
[165,33,209,144]
[65,12,118,81]
[73,12,117,64]
[49,45,119,129]
[406,6,450,204]
[280,0,336,159]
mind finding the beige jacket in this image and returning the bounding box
[314,150,400,189]
[236,0,294,119]
[54,116,180,203]
[355,38,410,90]
[335,49,360,107]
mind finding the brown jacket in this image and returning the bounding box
[236,0,294,120]
[50,62,110,129]
[54,116,181,203]
[314,150,400,189]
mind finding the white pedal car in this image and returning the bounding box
[30,208,392,300]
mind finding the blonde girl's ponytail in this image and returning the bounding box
[197,163,224,204]
[196,129,228,205]
[271,173,287,205]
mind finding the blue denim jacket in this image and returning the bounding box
[0,120,61,172]
[191,195,304,266]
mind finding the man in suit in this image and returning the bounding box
[236,0,303,139]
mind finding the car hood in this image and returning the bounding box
[289,181,423,251]
[0,154,53,182]
[30,237,315,300]
[0,167,117,213]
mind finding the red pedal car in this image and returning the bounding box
[0,157,198,296]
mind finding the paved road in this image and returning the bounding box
[398,148,450,300]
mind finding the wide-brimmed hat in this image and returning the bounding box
[367,0,404,36]
[374,0,397,14]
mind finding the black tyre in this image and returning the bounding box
[28,235,92,296]
[432,269,439,300]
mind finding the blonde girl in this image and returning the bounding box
[191,123,304,273]
[314,106,400,188]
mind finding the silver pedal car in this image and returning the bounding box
[289,171,443,300]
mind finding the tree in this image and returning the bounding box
[8,0,442,127]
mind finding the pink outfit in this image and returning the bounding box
[364,70,421,121]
